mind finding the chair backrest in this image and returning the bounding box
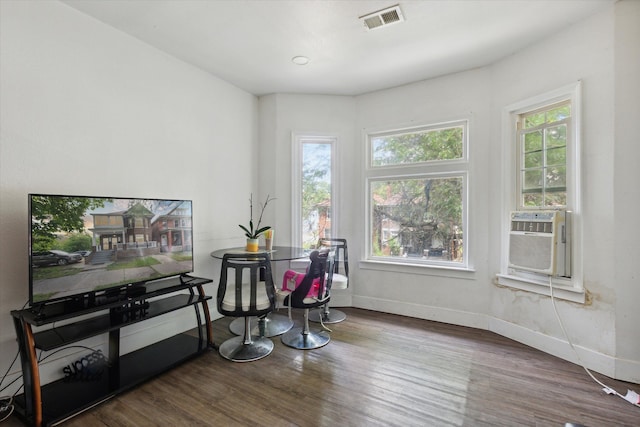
[217,252,275,317]
[317,238,348,284]
[288,250,333,308]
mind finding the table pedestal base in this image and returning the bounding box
[229,313,294,337]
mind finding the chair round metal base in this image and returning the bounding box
[281,328,330,350]
[229,313,294,337]
[308,308,347,324]
[218,335,274,362]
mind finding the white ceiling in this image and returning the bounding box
[61,0,615,96]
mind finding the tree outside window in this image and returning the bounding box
[367,121,467,266]
[299,138,334,249]
[518,101,570,209]
[371,176,463,261]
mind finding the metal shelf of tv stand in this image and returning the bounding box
[10,274,214,427]
[20,274,211,327]
[22,276,212,349]
[34,292,211,351]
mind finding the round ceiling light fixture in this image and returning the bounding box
[291,55,310,65]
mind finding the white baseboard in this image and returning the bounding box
[352,296,639,384]
[489,317,640,384]
[616,358,640,384]
[326,292,352,308]
[488,317,617,377]
[352,295,488,329]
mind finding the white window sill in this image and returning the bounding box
[496,273,585,304]
[360,259,476,279]
[289,258,310,270]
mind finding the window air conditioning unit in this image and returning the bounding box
[508,210,571,277]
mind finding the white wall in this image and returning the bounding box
[258,94,357,297]
[613,0,640,378]
[259,94,357,242]
[0,1,257,391]
[1,0,637,393]
[354,68,494,329]
[263,2,639,382]
[488,2,639,382]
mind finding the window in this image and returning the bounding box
[498,82,583,302]
[292,134,336,250]
[517,101,570,209]
[365,120,468,268]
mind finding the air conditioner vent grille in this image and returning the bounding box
[360,5,404,30]
[363,16,384,30]
[511,221,553,233]
[380,10,401,24]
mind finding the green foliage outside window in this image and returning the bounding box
[368,122,466,263]
[371,177,463,261]
[519,102,570,208]
[372,126,463,166]
[302,142,332,249]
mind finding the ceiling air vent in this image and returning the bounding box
[360,4,404,30]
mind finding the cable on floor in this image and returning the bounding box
[548,276,640,409]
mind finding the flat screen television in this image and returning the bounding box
[29,193,194,307]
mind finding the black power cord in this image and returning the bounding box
[0,302,28,423]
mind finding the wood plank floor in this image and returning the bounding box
[7,308,639,426]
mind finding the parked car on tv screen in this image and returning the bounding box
[32,250,83,267]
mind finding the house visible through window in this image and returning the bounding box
[366,120,468,267]
[292,135,336,250]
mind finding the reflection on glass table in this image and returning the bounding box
[210,246,308,261]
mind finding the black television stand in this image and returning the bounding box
[10,274,214,427]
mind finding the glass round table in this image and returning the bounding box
[210,245,307,261]
[210,245,309,337]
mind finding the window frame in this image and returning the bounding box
[291,133,338,249]
[364,119,470,270]
[516,100,571,210]
[498,82,583,302]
